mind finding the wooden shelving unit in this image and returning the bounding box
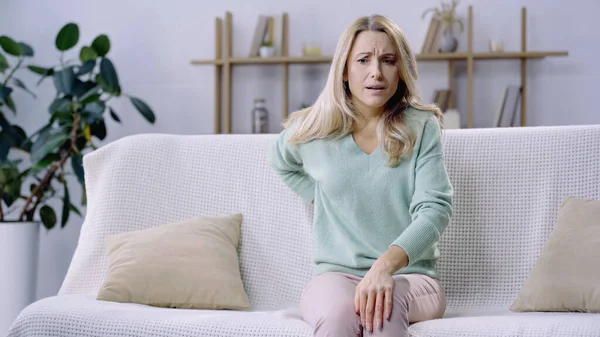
[191,6,568,134]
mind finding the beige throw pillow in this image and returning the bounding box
[97,213,251,310]
[510,196,600,313]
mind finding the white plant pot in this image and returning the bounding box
[0,221,40,336]
[259,46,275,58]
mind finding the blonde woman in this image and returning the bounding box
[268,14,453,337]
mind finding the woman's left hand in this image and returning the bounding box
[354,265,394,333]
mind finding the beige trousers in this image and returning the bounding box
[300,272,446,337]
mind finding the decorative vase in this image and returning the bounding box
[0,221,40,335]
[251,98,269,133]
[439,28,459,53]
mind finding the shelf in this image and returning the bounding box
[190,51,568,66]
[471,51,568,60]
[418,52,471,60]
[193,7,569,134]
[191,55,332,65]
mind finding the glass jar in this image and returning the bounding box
[251,99,269,133]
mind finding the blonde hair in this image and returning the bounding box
[284,14,442,166]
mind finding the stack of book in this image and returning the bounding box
[421,18,444,54]
[248,15,277,57]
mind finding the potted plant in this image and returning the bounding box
[0,22,155,333]
[258,41,275,58]
[422,0,464,53]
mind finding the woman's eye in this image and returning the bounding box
[358,58,368,64]
[384,59,395,64]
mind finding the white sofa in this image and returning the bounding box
[7,124,600,337]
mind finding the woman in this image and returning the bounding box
[267,14,453,337]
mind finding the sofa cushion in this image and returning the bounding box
[8,296,600,337]
[8,295,312,337]
[410,307,600,337]
[510,196,600,313]
[96,213,250,310]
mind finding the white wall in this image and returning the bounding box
[0,0,598,301]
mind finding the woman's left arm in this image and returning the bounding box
[390,115,453,267]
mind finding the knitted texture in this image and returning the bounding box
[8,124,600,337]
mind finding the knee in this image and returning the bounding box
[314,303,361,337]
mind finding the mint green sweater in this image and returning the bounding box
[267,108,453,279]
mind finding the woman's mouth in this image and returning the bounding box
[366,86,386,94]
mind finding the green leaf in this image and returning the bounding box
[80,183,87,206]
[48,97,70,114]
[11,125,28,150]
[30,153,60,176]
[61,182,70,227]
[1,164,23,207]
[0,134,10,161]
[0,36,22,56]
[18,42,34,57]
[0,53,9,73]
[71,78,88,97]
[109,107,121,123]
[0,113,26,148]
[69,203,82,217]
[30,129,69,163]
[94,73,108,92]
[55,23,79,51]
[99,58,120,94]
[6,179,22,202]
[130,96,155,123]
[3,192,15,208]
[50,111,72,124]
[28,65,54,76]
[91,35,110,57]
[78,85,100,103]
[76,59,96,76]
[0,113,18,142]
[71,153,84,186]
[90,120,106,140]
[53,67,75,94]
[74,135,86,152]
[0,85,12,101]
[79,46,97,63]
[80,93,101,105]
[30,66,55,86]
[12,77,37,98]
[3,95,15,114]
[40,205,57,230]
[83,101,105,116]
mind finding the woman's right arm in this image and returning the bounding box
[267,126,315,204]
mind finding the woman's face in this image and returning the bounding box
[345,30,400,116]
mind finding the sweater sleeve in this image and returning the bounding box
[391,116,453,266]
[267,124,316,203]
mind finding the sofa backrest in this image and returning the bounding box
[59,133,316,311]
[438,124,600,310]
[59,124,600,311]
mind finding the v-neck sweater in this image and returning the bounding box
[267,108,453,279]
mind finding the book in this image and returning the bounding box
[493,85,522,127]
[421,18,443,54]
[249,15,270,57]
